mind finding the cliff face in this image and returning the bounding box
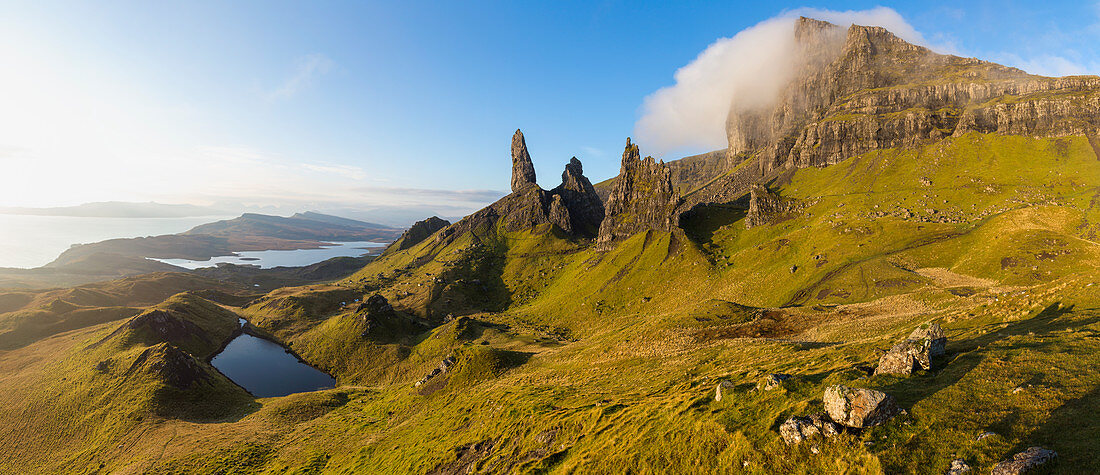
[726,17,1100,176]
[596,139,680,248]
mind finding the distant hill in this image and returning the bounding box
[0,212,402,288]
[184,212,398,241]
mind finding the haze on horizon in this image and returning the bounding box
[2,0,1098,221]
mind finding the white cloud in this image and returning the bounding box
[992,53,1098,77]
[267,53,334,100]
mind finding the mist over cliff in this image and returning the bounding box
[633,7,932,157]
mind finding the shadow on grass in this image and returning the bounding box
[881,303,1089,406]
[678,203,747,250]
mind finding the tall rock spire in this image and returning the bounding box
[510,129,537,193]
[596,138,679,248]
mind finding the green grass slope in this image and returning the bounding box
[1,132,1099,473]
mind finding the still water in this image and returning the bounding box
[211,323,336,397]
[151,241,386,269]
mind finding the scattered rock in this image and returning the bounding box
[779,413,840,444]
[414,355,456,388]
[714,380,735,401]
[946,458,971,474]
[759,373,792,391]
[823,385,899,428]
[991,446,1057,475]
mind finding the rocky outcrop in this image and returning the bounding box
[357,294,394,316]
[991,447,1057,474]
[126,342,210,389]
[437,130,605,243]
[745,184,805,228]
[874,322,947,376]
[511,129,538,192]
[392,216,451,252]
[823,385,899,428]
[596,139,680,248]
[779,413,840,445]
[551,157,605,236]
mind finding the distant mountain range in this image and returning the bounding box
[0,211,403,288]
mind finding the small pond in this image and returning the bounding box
[211,321,336,397]
[150,241,386,269]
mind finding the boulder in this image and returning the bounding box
[714,380,735,401]
[778,413,840,445]
[908,322,947,357]
[946,458,971,474]
[874,322,947,376]
[759,373,792,391]
[822,385,899,428]
[991,447,1057,475]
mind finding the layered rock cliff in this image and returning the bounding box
[727,17,1100,175]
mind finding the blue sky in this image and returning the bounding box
[2,1,1099,221]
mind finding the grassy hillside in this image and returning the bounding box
[0,132,1098,473]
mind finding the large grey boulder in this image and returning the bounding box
[874,322,947,376]
[908,322,946,357]
[991,447,1057,474]
[778,413,840,444]
[823,385,899,428]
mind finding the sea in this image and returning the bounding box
[0,214,235,269]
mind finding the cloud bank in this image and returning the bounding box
[633,7,930,157]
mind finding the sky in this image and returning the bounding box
[2,1,1099,223]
